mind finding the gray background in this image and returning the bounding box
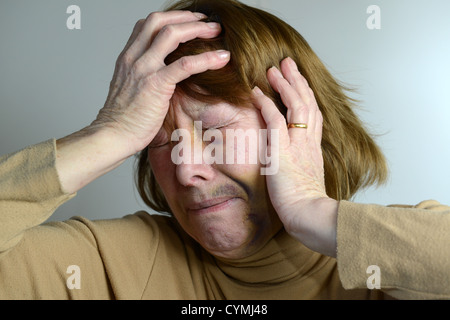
[1,0,449,222]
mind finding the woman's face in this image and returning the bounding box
[148,96,282,259]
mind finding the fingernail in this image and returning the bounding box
[252,86,263,96]
[270,66,283,78]
[216,50,230,59]
[193,12,207,19]
[207,22,221,29]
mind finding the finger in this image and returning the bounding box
[267,66,310,145]
[121,19,146,57]
[280,57,312,106]
[279,58,324,145]
[113,19,145,76]
[302,85,323,145]
[251,86,289,150]
[106,19,146,101]
[144,20,222,64]
[160,49,230,86]
[126,10,207,64]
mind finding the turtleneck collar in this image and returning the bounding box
[210,228,329,285]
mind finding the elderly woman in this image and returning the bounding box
[0,0,449,299]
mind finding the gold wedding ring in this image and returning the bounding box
[287,123,308,129]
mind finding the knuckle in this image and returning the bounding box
[145,12,165,32]
[303,77,310,87]
[131,59,145,76]
[146,11,162,23]
[159,24,176,38]
[290,76,302,87]
[115,55,122,70]
[178,56,195,73]
[121,52,133,67]
[297,103,309,114]
[135,19,145,29]
[108,79,117,91]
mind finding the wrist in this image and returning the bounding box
[286,197,338,258]
[56,127,132,194]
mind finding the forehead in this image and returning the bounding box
[172,95,252,125]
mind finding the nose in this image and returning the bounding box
[176,162,216,187]
[173,122,217,187]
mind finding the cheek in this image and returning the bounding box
[219,132,266,179]
[148,148,176,196]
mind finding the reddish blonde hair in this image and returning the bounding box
[135,0,388,213]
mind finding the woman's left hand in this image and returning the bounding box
[252,57,338,257]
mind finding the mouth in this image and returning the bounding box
[187,197,239,215]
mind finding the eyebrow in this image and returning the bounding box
[177,98,246,129]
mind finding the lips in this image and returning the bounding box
[186,197,239,214]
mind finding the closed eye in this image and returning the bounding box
[202,126,224,131]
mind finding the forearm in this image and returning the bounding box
[286,197,338,258]
[0,128,133,253]
[0,140,74,252]
[55,127,132,194]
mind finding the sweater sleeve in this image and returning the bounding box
[336,199,450,299]
[0,140,113,299]
[0,139,75,253]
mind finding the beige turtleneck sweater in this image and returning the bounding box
[0,139,449,299]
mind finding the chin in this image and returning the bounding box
[197,226,254,259]
[173,197,279,259]
[184,208,259,259]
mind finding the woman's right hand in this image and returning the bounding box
[91,10,229,156]
[56,11,230,194]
